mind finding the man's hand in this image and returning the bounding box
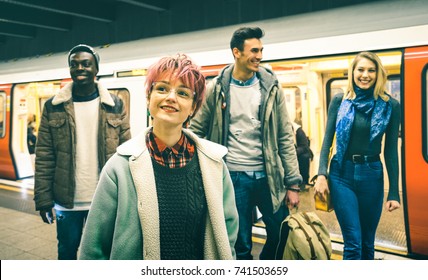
[39,208,54,224]
[285,185,300,209]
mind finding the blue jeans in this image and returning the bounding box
[229,171,288,260]
[329,157,384,260]
[55,210,89,260]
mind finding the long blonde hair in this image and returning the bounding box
[345,51,389,102]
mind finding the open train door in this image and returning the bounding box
[0,85,16,180]
[403,46,428,257]
[0,84,34,179]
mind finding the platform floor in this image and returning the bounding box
[0,179,411,260]
[0,206,56,260]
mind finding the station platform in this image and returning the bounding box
[0,178,412,260]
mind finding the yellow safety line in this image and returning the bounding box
[252,236,266,244]
[330,253,342,260]
[0,184,34,195]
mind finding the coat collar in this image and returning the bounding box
[117,127,227,162]
[52,81,115,106]
[217,64,278,90]
[120,127,231,259]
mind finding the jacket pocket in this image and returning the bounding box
[107,118,122,128]
[48,118,68,147]
[106,117,122,139]
[105,117,122,156]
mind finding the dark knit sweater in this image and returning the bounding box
[152,152,207,259]
[318,92,401,202]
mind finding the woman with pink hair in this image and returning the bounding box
[79,54,238,260]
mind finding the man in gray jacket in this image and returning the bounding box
[33,44,131,260]
[190,27,302,260]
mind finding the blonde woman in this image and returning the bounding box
[314,51,400,260]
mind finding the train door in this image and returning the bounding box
[0,80,62,180]
[7,84,34,179]
[98,75,147,137]
[403,46,428,257]
[0,85,16,180]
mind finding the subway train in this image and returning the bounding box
[0,0,427,259]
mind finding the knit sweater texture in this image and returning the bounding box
[152,153,207,259]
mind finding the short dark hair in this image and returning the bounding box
[230,27,264,51]
[68,44,100,70]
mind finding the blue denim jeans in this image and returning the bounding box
[329,157,384,260]
[55,210,89,260]
[229,171,288,260]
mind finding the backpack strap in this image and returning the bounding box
[302,212,331,260]
[290,215,317,260]
[277,219,293,259]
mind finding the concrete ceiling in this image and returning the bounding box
[0,0,165,39]
[0,0,386,62]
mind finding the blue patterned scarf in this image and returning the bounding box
[335,86,392,167]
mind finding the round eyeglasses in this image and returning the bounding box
[151,82,195,101]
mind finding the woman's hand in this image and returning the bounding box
[385,200,400,212]
[313,175,330,202]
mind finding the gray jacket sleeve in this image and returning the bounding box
[190,78,223,144]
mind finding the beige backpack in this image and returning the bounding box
[277,211,332,260]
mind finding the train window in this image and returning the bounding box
[0,92,5,138]
[386,75,401,104]
[25,81,62,133]
[327,78,347,107]
[283,86,302,123]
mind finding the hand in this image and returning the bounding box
[285,185,300,209]
[39,208,54,224]
[385,200,400,212]
[313,175,330,202]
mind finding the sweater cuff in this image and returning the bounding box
[284,174,303,188]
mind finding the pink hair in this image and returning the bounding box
[145,54,206,115]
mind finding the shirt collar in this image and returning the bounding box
[230,73,259,86]
[148,128,188,158]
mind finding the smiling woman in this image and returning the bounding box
[353,59,376,90]
[78,54,239,260]
[148,79,196,133]
[146,55,205,132]
[313,51,400,260]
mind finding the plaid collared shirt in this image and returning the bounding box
[146,128,195,168]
